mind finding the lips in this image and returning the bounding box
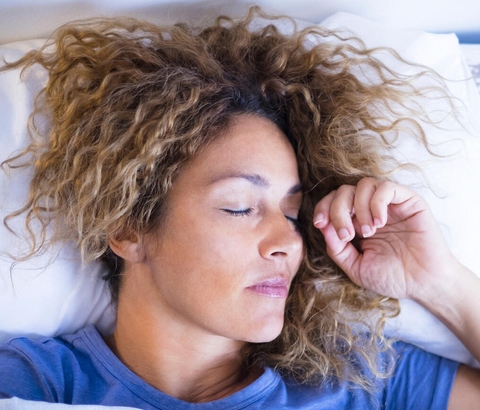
[247,277,289,298]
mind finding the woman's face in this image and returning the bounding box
[143,115,303,344]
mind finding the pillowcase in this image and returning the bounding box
[320,13,480,366]
[0,40,116,342]
[1,13,479,367]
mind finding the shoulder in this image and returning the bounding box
[390,340,459,378]
[252,367,380,408]
[0,326,103,402]
[1,329,81,357]
[384,340,459,409]
[263,341,459,409]
[1,325,94,367]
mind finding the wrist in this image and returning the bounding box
[413,258,472,315]
[414,261,479,332]
[414,263,480,363]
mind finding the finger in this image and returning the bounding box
[318,221,361,279]
[328,185,356,242]
[313,190,336,229]
[370,181,417,227]
[353,178,379,238]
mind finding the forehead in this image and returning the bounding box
[189,115,298,174]
[165,115,300,199]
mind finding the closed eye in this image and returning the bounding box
[285,215,301,230]
[221,208,253,217]
[222,209,300,230]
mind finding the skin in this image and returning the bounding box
[109,114,480,406]
[108,115,303,402]
[313,178,480,409]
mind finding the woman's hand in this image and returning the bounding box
[314,177,480,409]
[313,177,459,302]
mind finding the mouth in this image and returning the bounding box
[247,277,289,298]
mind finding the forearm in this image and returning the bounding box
[415,262,480,363]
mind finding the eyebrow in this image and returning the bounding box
[208,173,303,196]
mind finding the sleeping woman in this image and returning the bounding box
[0,7,479,409]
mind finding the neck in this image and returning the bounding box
[106,274,259,403]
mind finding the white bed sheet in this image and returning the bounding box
[0,397,139,410]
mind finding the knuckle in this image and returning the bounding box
[336,184,354,191]
[315,191,335,211]
[356,177,377,187]
[377,180,395,191]
[335,184,355,196]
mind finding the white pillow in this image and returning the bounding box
[320,13,480,366]
[1,14,479,368]
[0,40,115,342]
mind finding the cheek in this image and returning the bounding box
[176,209,250,260]
[153,219,249,295]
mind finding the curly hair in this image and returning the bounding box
[1,6,450,390]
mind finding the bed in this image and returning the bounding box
[1,1,480,408]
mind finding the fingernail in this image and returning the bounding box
[313,213,325,226]
[338,228,350,241]
[361,225,373,238]
[373,218,382,228]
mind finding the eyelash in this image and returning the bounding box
[285,216,301,230]
[222,208,253,217]
[222,209,300,230]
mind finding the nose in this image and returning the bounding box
[258,211,303,261]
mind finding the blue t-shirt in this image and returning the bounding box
[0,325,458,409]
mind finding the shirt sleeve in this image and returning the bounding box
[383,341,460,410]
[0,341,54,402]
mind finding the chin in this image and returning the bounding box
[245,320,284,344]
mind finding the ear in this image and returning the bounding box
[109,232,146,263]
